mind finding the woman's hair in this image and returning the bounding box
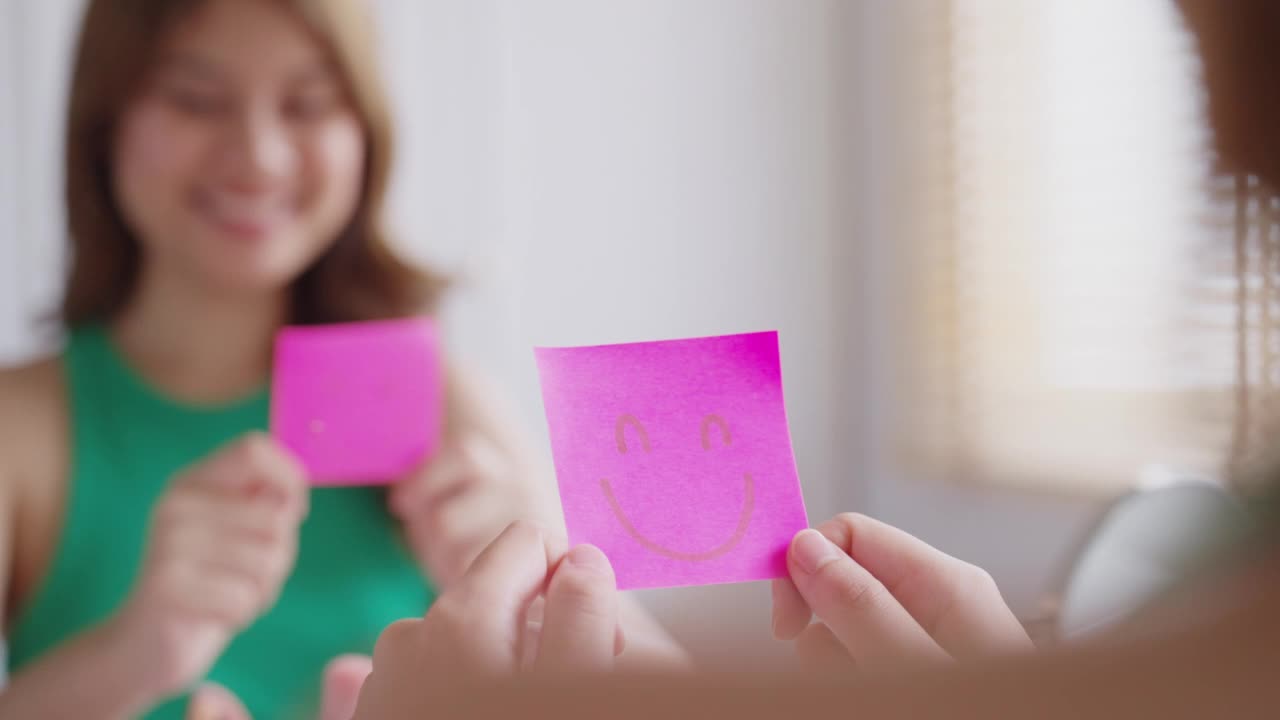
[61,0,446,327]
[1179,0,1280,495]
[1178,0,1280,189]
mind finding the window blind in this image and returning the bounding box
[892,0,1259,494]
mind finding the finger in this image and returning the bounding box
[771,577,811,640]
[393,447,514,535]
[424,484,524,550]
[788,529,948,667]
[816,514,1032,657]
[794,622,856,672]
[368,619,420,676]
[358,620,421,720]
[171,565,265,628]
[445,521,563,670]
[390,435,504,519]
[162,492,299,546]
[521,619,542,672]
[197,433,309,513]
[388,451,469,519]
[158,501,297,572]
[521,596,624,669]
[536,544,619,673]
[187,682,252,720]
[180,529,282,575]
[190,534,296,603]
[320,654,374,720]
[521,613,619,670]
[405,487,539,588]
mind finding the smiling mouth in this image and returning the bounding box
[195,190,294,240]
[599,473,755,562]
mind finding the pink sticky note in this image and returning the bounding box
[271,317,442,486]
[535,331,808,590]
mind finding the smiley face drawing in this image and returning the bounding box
[599,413,755,562]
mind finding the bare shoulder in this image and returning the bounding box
[0,356,65,405]
[0,356,67,464]
[0,355,68,520]
[0,355,68,626]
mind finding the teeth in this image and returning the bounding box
[205,192,289,227]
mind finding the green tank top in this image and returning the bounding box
[7,325,436,718]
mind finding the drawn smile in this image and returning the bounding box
[600,414,755,562]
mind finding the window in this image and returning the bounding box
[893,0,1270,494]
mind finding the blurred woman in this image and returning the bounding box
[0,1,677,718]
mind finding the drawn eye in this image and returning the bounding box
[615,414,652,454]
[700,414,731,450]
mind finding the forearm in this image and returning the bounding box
[438,635,1276,720]
[433,564,1280,720]
[0,620,165,720]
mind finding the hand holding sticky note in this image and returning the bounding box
[536,331,808,590]
[271,317,443,485]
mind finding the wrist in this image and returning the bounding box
[97,607,185,705]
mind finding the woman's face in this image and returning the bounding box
[113,0,366,297]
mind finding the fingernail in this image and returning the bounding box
[188,697,220,720]
[791,529,839,574]
[565,544,613,576]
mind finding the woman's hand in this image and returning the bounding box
[187,523,620,720]
[771,513,1033,669]
[390,368,688,669]
[185,655,372,720]
[390,439,692,669]
[112,433,309,700]
[352,521,622,719]
[389,368,557,588]
[389,433,543,588]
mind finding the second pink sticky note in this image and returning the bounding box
[535,331,809,590]
[271,317,442,485]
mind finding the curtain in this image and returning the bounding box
[1225,175,1280,489]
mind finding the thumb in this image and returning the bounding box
[787,529,947,667]
[535,544,619,673]
[448,521,562,672]
[319,655,374,720]
[186,682,252,720]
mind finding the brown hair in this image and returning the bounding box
[1178,0,1280,189]
[1179,0,1280,496]
[61,0,446,327]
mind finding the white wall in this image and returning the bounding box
[387,0,862,662]
[383,0,1108,657]
[0,0,80,360]
[0,0,1108,665]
